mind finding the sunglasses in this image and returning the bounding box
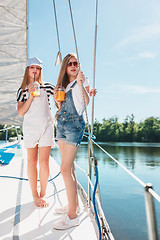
[67,61,78,67]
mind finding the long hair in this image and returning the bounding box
[56,53,78,89]
[20,67,43,91]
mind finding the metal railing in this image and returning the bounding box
[81,135,160,240]
[0,125,21,142]
[75,161,114,240]
[76,133,115,240]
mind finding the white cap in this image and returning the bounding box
[26,57,43,68]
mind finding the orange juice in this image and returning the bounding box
[32,91,40,97]
[32,82,40,97]
[55,86,65,102]
[56,90,65,102]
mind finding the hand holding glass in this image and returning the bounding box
[55,86,65,102]
[32,81,40,97]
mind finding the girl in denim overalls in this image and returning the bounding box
[53,53,97,230]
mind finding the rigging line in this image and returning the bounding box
[91,0,99,137]
[67,0,94,157]
[92,139,146,188]
[74,163,94,191]
[52,0,62,64]
[88,1,102,211]
[149,188,160,203]
[67,0,79,63]
[52,0,61,53]
[67,1,102,212]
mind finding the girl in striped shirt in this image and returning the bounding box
[17,57,55,208]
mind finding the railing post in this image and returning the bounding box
[5,129,8,142]
[144,183,158,240]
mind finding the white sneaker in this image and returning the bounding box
[55,205,80,214]
[53,215,80,230]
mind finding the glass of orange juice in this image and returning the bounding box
[55,86,65,102]
[32,82,40,97]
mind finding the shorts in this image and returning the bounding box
[56,116,85,147]
[23,121,55,148]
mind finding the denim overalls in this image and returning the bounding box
[56,81,85,147]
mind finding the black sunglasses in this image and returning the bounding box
[67,61,78,67]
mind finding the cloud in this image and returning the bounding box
[125,85,160,94]
[138,51,157,59]
[103,84,160,94]
[116,24,160,48]
[104,51,157,65]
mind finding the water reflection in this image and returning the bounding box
[94,143,160,169]
[75,142,160,171]
[75,142,160,195]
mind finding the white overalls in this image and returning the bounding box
[23,88,55,148]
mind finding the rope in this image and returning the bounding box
[92,139,146,188]
[52,0,62,65]
[0,172,61,182]
[93,165,102,240]
[84,132,96,140]
[74,163,95,191]
[149,188,160,203]
[75,161,114,239]
[67,0,80,63]
[67,3,103,238]
[91,0,99,136]
[67,0,94,157]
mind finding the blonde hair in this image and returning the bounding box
[56,53,78,89]
[20,67,43,92]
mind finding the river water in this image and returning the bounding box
[51,142,160,240]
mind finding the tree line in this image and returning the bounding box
[1,114,160,142]
[85,114,160,142]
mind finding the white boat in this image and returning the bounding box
[0,1,159,240]
[0,140,107,240]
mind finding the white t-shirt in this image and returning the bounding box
[65,78,90,115]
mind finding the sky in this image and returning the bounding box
[28,0,160,123]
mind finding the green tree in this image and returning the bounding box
[140,117,160,142]
[91,115,160,143]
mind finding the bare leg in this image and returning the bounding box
[71,163,79,207]
[39,146,51,207]
[27,146,44,207]
[58,141,78,219]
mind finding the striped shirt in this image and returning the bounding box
[17,82,55,107]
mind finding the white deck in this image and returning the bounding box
[0,141,98,240]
